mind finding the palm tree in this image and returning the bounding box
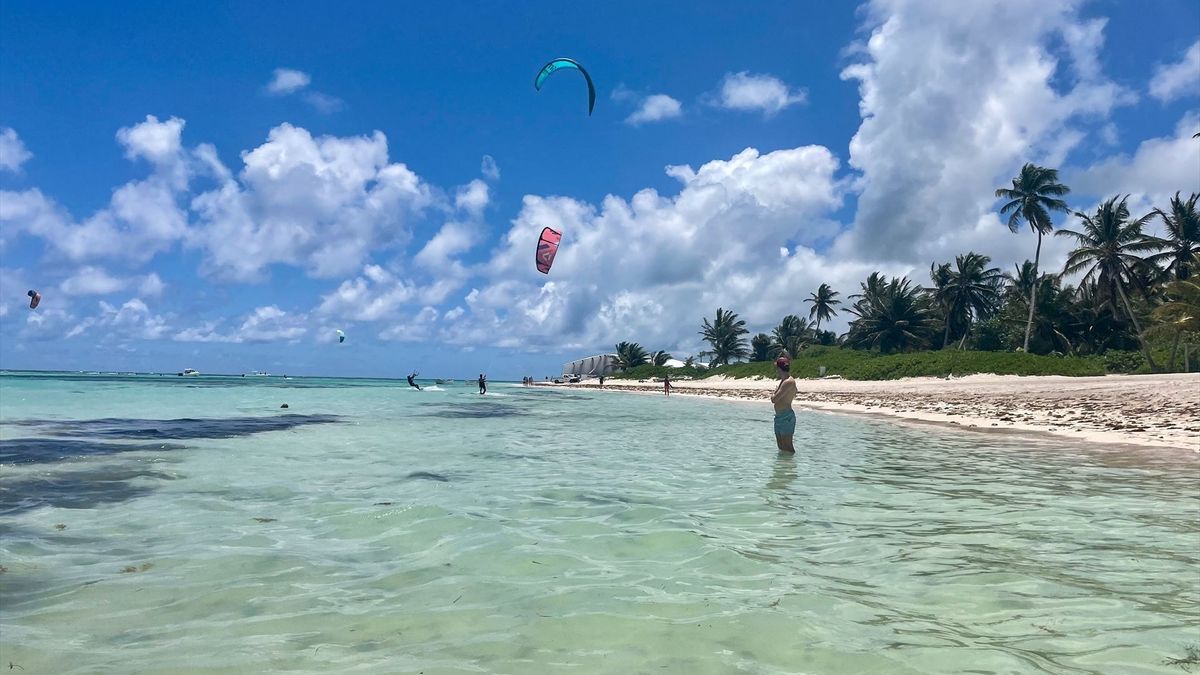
[771,315,812,358]
[805,284,841,331]
[929,252,1004,348]
[613,341,649,370]
[1057,195,1161,371]
[1148,255,1200,371]
[995,164,1071,351]
[650,350,672,367]
[1003,261,1039,304]
[699,308,750,366]
[845,277,937,353]
[1149,192,1200,280]
[750,333,772,361]
[683,355,696,368]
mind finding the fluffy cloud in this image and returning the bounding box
[59,266,128,296]
[454,179,489,216]
[1149,41,1200,103]
[66,298,170,340]
[0,128,32,172]
[314,264,461,323]
[626,94,683,125]
[0,115,191,263]
[441,144,845,350]
[57,266,168,298]
[1069,113,1200,215]
[190,124,434,281]
[266,68,344,113]
[835,0,1135,265]
[480,155,500,181]
[267,68,312,95]
[173,306,307,343]
[716,72,806,115]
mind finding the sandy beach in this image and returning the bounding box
[537,373,1200,451]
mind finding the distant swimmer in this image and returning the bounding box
[407,372,423,391]
[769,356,796,454]
[478,373,487,395]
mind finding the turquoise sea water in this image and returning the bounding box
[1,371,1197,674]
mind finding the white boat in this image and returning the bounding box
[247,371,271,377]
[179,368,200,376]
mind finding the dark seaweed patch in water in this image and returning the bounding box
[421,403,526,419]
[8,414,341,440]
[0,465,178,516]
[405,471,450,482]
[0,438,188,465]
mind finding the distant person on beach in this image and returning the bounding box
[663,374,672,396]
[599,374,605,388]
[478,373,487,395]
[770,356,796,453]
[407,372,422,391]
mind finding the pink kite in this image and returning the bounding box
[536,227,561,274]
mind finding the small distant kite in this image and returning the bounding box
[536,227,561,275]
[336,329,346,344]
[535,58,596,116]
[27,289,41,309]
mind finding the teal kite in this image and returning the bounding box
[534,58,595,116]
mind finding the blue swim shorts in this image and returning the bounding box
[773,409,796,436]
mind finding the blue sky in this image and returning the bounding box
[1,0,1198,379]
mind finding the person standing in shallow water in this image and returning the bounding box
[478,373,487,395]
[663,374,672,396]
[770,356,796,453]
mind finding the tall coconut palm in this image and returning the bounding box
[929,252,1004,348]
[1056,195,1161,371]
[613,342,649,370]
[650,350,672,367]
[804,284,841,331]
[995,164,1071,351]
[845,277,937,353]
[699,308,750,366]
[1149,192,1200,281]
[1148,254,1200,370]
[770,315,812,358]
[750,333,772,361]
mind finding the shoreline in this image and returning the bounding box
[534,373,1200,452]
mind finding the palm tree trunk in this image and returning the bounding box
[942,311,952,349]
[1168,330,1181,372]
[1023,231,1041,352]
[1115,281,1158,372]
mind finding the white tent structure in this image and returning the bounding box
[562,354,620,378]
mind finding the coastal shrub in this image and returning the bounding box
[612,346,1163,381]
[1101,351,1143,374]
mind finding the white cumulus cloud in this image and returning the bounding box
[267,68,312,95]
[0,128,32,172]
[716,72,806,115]
[1149,41,1200,103]
[190,124,434,281]
[626,94,683,125]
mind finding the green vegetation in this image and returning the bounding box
[606,173,1198,381]
[611,346,1172,380]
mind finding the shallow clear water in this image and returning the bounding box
[1,372,1197,674]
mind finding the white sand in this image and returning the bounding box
[537,373,1200,451]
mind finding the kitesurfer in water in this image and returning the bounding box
[407,372,422,391]
[770,356,797,454]
[478,373,487,395]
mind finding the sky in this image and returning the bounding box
[1,0,1198,379]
